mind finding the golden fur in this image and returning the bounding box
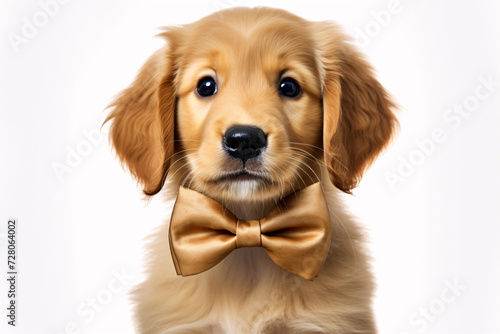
[106,7,397,333]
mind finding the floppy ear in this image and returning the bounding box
[315,22,398,193]
[105,47,175,196]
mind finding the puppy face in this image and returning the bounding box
[106,8,397,202]
[169,13,324,201]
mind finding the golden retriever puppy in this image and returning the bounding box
[106,7,397,334]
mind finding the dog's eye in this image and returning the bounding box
[196,77,217,97]
[278,78,301,98]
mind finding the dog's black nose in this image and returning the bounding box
[223,126,267,162]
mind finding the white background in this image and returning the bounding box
[1,0,499,333]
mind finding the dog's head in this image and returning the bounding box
[106,7,397,202]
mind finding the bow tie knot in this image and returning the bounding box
[236,219,262,248]
[168,182,332,280]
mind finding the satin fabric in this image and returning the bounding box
[169,182,332,280]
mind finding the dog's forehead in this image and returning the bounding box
[170,9,321,95]
[186,19,316,67]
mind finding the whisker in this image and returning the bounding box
[284,141,349,171]
[165,152,199,177]
[185,163,205,189]
[179,157,205,189]
[266,155,295,191]
[283,160,308,189]
[270,164,288,194]
[167,155,201,182]
[287,146,346,181]
[150,148,198,180]
[288,147,325,167]
[286,156,320,185]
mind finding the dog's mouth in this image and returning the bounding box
[214,170,271,183]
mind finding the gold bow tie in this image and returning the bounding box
[168,182,331,280]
